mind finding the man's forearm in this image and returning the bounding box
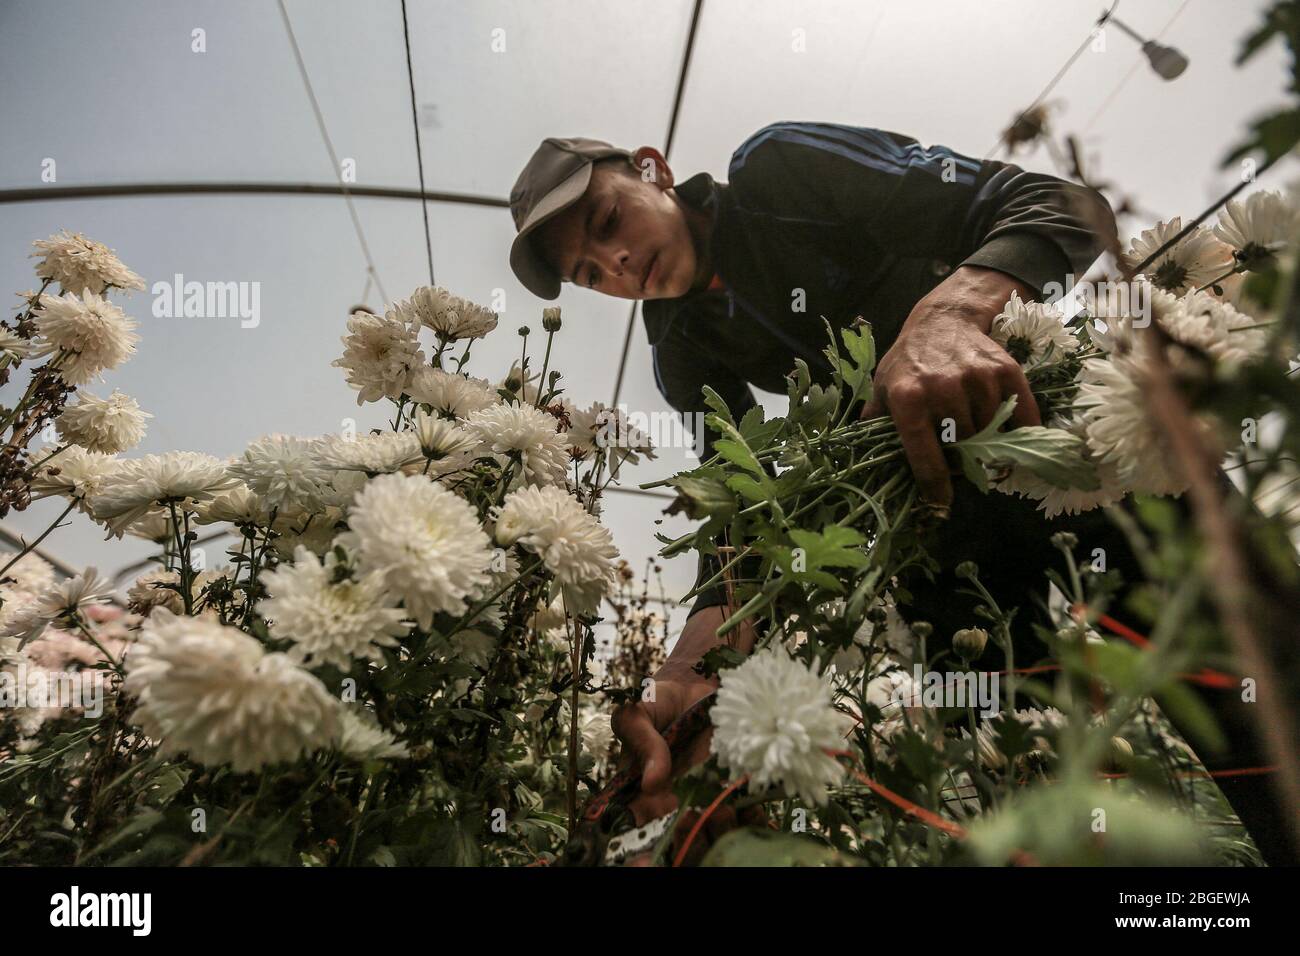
[658,606,757,683]
[904,264,1036,336]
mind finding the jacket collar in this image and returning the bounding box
[641,171,726,346]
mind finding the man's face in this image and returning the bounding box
[536,152,699,301]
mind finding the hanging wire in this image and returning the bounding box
[276,0,390,305]
[1081,0,1192,134]
[610,0,706,410]
[400,0,436,287]
[984,1,1121,160]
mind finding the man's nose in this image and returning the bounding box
[595,245,631,279]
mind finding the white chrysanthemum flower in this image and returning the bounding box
[270,505,344,559]
[580,710,615,771]
[1165,288,1269,368]
[0,551,57,609]
[92,451,237,535]
[392,286,498,341]
[960,707,1067,771]
[0,567,114,643]
[31,231,145,296]
[124,611,341,773]
[30,445,119,511]
[228,435,331,511]
[258,546,408,669]
[126,568,232,616]
[558,400,600,460]
[337,708,408,761]
[30,290,140,385]
[127,569,186,615]
[0,328,32,362]
[316,431,422,476]
[989,292,1078,367]
[1214,190,1300,269]
[1123,218,1234,295]
[1076,350,1197,496]
[465,403,570,487]
[124,509,176,544]
[449,627,498,667]
[995,417,1126,518]
[332,309,425,406]
[709,645,851,805]
[410,410,479,461]
[493,485,618,616]
[56,388,150,454]
[1078,289,1263,496]
[347,473,494,629]
[1252,464,1300,533]
[192,483,270,527]
[405,367,499,419]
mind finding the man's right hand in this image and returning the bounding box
[610,605,755,824]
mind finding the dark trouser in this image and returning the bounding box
[902,481,1297,866]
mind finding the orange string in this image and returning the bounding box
[672,775,748,867]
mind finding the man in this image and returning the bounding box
[507,122,1290,860]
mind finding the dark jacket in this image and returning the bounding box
[644,121,1113,459]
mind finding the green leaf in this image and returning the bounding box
[787,526,870,570]
[953,397,1101,491]
[667,474,737,521]
[700,827,861,867]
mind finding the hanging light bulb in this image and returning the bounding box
[1109,15,1189,80]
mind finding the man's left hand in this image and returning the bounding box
[859,265,1042,509]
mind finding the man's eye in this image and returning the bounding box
[603,208,618,237]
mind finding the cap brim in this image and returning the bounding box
[509,162,594,300]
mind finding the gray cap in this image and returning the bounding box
[510,136,631,300]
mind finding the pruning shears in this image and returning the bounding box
[562,692,717,866]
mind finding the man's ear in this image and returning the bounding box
[631,146,673,189]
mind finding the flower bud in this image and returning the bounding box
[542,307,562,332]
[517,325,530,337]
[909,621,933,640]
[955,560,979,581]
[1105,736,1134,773]
[1051,531,1078,550]
[952,627,989,661]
